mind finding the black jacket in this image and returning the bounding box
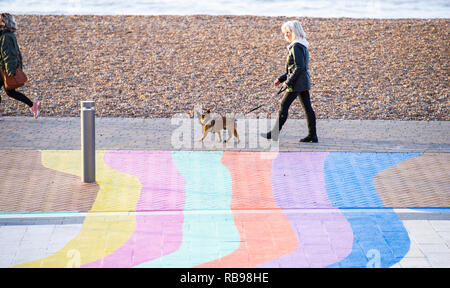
[0,31,23,75]
[278,42,310,92]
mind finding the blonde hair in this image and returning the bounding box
[0,13,18,32]
[281,20,306,42]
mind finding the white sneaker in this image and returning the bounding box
[30,101,40,119]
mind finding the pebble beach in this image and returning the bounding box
[1,15,448,120]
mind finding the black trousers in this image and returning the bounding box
[274,90,317,136]
[0,81,33,107]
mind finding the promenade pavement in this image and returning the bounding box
[0,116,449,268]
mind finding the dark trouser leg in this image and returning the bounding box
[298,90,318,141]
[299,91,319,143]
[4,88,33,108]
[273,91,298,134]
[261,91,297,140]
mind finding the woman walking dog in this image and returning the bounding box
[262,20,317,142]
[0,13,40,120]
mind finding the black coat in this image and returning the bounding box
[278,42,311,92]
[0,31,23,75]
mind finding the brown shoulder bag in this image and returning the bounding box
[1,60,27,90]
[0,35,28,90]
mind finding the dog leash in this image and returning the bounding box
[244,86,287,114]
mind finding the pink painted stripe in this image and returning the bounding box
[258,152,353,267]
[83,151,185,268]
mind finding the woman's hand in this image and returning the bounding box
[274,79,288,89]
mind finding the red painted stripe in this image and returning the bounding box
[196,152,298,268]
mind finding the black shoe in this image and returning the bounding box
[260,131,279,141]
[300,135,318,143]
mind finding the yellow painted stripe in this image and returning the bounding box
[14,150,141,268]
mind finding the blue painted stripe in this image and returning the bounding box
[324,152,421,268]
[136,151,240,268]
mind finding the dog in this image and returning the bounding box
[196,109,240,143]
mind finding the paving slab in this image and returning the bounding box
[0,116,449,152]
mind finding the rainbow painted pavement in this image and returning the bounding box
[1,150,449,268]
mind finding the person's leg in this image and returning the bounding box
[5,88,40,119]
[5,89,33,107]
[277,91,299,131]
[298,90,318,142]
[261,91,299,140]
